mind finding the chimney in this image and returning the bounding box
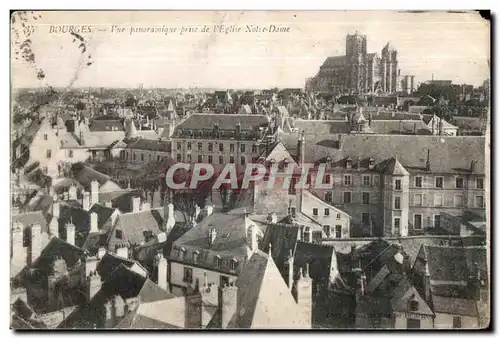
[105,201,113,208]
[11,222,24,272]
[116,244,129,259]
[66,222,75,246]
[91,180,99,206]
[470,160,476,173]
[294,266,312,327]
[86,271,102,301]
[157,253,169,292]
[204,204,214,217]
[49,216,59,238]
[31,223,42,263]
[63,192,69,201]
[114,295,126,319]
[104,300,114,326]
[141,201,151,211]
[68,185,77,200]
[220,282,238,329]
[426,149,431,171]
[337,134,342,149]
[82,191,90,211]
[164,202,176,232]
[250,225,258,253]
[132,196,141,213]
[423,258,431,302]
[267,212,278,224]
[285,249,294,291]
[303,227,312,243]
[360,273,366,296]
[297,130,306,166]
[53,201,60,220]
[98,246,106,259]
[209,228,217,246]
[194,205,201,221]
[90,212,99,233]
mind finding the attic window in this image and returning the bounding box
[229,258,238,271]
[283,159,289,169]
[408,300,419,312]
[193,250,200,264]
[369,158,375,169]
[214,255,221,267]
[346,157,352,169]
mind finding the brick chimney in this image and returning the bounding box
[157,253,169,292]
[31,223,42,263]
[66,222,75,246]
[82,191,90,211]
[49,215,59,238]
[220,282,238,329]
[90,180,99,206]
[90,212,98,233]
[132,197,141,213]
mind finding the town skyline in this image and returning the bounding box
[11,11,489,90]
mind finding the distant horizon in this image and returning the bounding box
[11,11,490,89]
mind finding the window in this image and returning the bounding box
[395,179,402,191]
[219,156,223,164]
[407,319,421,329]
[343,192,352,204]
[220,275,230,287]
[394,196,401,210]
[183,267,193,284]
[46,150,51,158]
[43,134,48,140]
[313,208,318,216]
[197,155,202,163]
[197,142,202,151]
[176,153,181,162]
[157,156,160,162]
[324,174,331,184]
[208,143,213,152]
[362,192,370,205]
[414,214,422,230]
[230,144,235,152]
[43,166,48,174]
[289,178,297,195]
[344,175,352,186]
[435,176,444,188]
[324,208,330,216]
[325,192,332,202]
[477,178,484,189]
[306,174,312,185]
[394,218,401,236]
[409,300,419,312]
[455,177,464,189]
[290,207,296,217]
[453,316,462,329]
[187,154,192,162]
[219,143,224,152]
[433,215,441,228]
[208,155,213,164]
[373,175,380,186]
[193,251,199,264]
[323,225,331,237]
[252,145,257,153]
[336,213,341,220]
[241,144,245,152]
[141,154,144,161]
[186,142,191,150]
[475,196,484,208]
[240,156,246,165]
[335,225,342,238]
[214,256,221,267]
[415,176,423,188]
[133,153,136,161]
[68,150,73,158]
[454,194,464,207]
[229,156,234,164]
[177,143,181,150]
[362,175,371,186]
[229,259,238,271]
[115,229,123,239]
[362,213,370,225]
[414,193,423,206]
[434,194,443,207]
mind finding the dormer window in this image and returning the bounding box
[408,299,419,312]
[193,250,199,264]
[229,258,238,271]
[214,255,221,267]
[179,247,186,260]
[368,157,375,170]
[283,159,289,169]
[346,157,352,169]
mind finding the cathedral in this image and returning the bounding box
[307,33,405,95]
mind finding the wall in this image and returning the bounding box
[393,312,434,329]
[434,313,479,329]
[170,261,237,291]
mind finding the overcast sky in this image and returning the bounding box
[11,11,490,89]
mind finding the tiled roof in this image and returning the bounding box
[114,208,164,245]
[175,114,269,130]
[58,203,90,235]
[117,296,185,329]
[227,250,309,329]
[89,119,124,132]
[279,133,485,174]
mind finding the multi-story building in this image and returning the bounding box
[275,132,486,238]
[308,33,402,95]
[170,114,274,170]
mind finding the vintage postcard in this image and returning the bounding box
[10,10,490,329]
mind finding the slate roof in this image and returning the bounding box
[293,242,336,283]
[227,250,309,329]
[383,157,410,175]
[71,163,111,189]
[368,120,431,135]
[260,224,300,267]
[114,208,164,245]
[88,203,115,231]
[126,138,171,152]
[89,119,124,132]
[278,133,485,174]
[431,295,479,316]
[320,56,346,68]
[175,114,269,131]
[285,119,351,135]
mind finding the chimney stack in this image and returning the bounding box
[220,282,238,329]
[11,222,24,273]
[194,205,201,221]
[52,201,60,218]
[141,201,151,211]
[209,228,217,246]
[116,244,129,259]
[157,253,169,292]
[66,222,76,246]
[204,204,214,218]
[86,271,102,301]
[426,149,431,171]
[132,196,141,213]
[114,295,126,319]
[164,202,176,232]
[91,180,99,206]
[250,225,258,253]
[68,185,77,201]
[49,215,59,238]
[98,246,106,259]
[285,249,294,291]
[31,223,42,264]
[423,258,431,302]
[303,227,312,243]
[90,212,99,233]
[293,266,312,327]
[82,191,90,211]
